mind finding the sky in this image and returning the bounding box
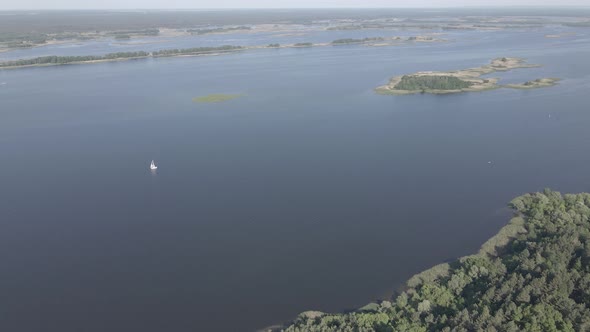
[2,0,589,10]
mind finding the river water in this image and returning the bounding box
[1,25,590,331]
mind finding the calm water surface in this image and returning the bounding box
[1,27,590,331]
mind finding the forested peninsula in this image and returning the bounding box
[375,57,559,95]
[282,190,590,331]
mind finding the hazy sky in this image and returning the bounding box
[2,0,589,10]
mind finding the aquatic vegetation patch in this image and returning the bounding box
[192,94,244,103]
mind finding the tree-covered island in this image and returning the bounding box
[282,189,590,331]
[375,57,559,95]
[0,45,244,68]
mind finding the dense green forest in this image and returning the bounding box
[285,190,590,331]
[0,45,243,68]
[395,75,473,91]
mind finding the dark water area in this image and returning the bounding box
[1,26,590,331]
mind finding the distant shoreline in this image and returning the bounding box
[0,35,444,70]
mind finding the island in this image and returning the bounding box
[545,32,576,38]
[293,42,314,47]
[504,78,561,89]
[375,57,559,95]
[281,189,590,331]
[192,94,244,103]
[0,46,244,69]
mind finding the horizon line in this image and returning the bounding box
[2,5,590,11]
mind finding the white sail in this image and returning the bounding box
[150,160,158,170]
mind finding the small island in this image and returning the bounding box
[375,57,559,95]
[192,94,244,103]
[504,77,560,89]
[293,42,314,48]
[0,46,244,69]
[545,32,576,38]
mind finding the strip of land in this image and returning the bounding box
[0,46,244,69]
[375,57,559,95]
[545,32,576,38]
[0,35,443,70]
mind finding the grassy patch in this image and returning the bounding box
[192,94,244,103]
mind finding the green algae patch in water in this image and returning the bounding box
[192,94,244,103]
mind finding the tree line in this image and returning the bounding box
[0,52,150,67]
[151,45,243,56]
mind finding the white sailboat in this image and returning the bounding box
[150,160,158,170]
